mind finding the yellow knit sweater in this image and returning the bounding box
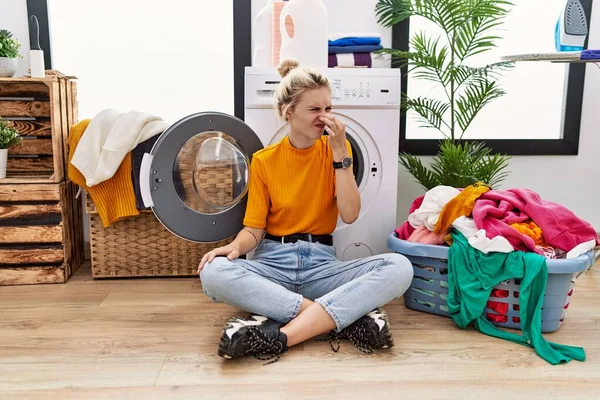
[68,119,139,227]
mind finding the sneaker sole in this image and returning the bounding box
[377,309,394,349]
[217,315,270,359]
[217,317,241,359]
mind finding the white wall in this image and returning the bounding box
[0,0,31,77]
[47,0,234,124]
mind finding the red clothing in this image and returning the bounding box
[394,195,424,239]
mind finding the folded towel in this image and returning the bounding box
[71,109,170,187]
[328,37,381,46]
[328,32,381,41]
[328,45,383,54]
[328,52,391,68]
[581,49,600,60]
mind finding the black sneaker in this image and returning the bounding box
[322,308,394,354]
[218,314,288,364]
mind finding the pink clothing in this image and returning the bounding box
[394,195,424,239]
[472,188,599,253]
[407,226,448,245]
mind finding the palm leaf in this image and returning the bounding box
[404,96,451,133]
[429,140,480,188]
[410,32,449,72]
[454,16,503,61]
[454,0,513,20]
[446,61,514,90]
[399,152,441,190]
[399,141,511,190]
[379,48,443,82]
[455,81,505,136]
[375,0,466,33]
[473,151,511,188]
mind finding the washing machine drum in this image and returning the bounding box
[139,112,263,243]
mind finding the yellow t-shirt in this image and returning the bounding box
[243,135,352,236]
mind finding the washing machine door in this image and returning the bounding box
[139,112,263,242]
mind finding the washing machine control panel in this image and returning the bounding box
[329,77,401,106]
[245,68,402,108]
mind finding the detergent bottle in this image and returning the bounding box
[252,0,274,66]
[278,0,328,68]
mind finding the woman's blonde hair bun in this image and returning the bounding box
[277,59,301,78]
[273,59,329,121]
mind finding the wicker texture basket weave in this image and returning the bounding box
[86,195,234,278]
[176,132,235,212]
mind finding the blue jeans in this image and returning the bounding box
[199,238,413,331]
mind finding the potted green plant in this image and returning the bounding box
[0,29,22,77]
[375,0,513,190]
[0,116,23,178]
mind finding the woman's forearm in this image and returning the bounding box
[232,226,265,255]
[335,168,361,224]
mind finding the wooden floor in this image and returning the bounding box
[1,261,599,400]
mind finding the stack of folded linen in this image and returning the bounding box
[327,33,391,68]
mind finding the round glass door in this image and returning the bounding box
[173,132,249,215]
[146,112,263,243]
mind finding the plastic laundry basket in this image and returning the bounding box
[387,232,597,333]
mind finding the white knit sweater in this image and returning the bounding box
[71,109,170,187]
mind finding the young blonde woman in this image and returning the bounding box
[198,59,413,363]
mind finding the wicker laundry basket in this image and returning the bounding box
[85,146,237,278]
[86,195,235,278]
[387,232,597,333]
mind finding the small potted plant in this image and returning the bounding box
[0,29,22,77]
[0,116,23,178]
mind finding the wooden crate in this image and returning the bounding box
[85,194,234,278]
[0,71,77,183]
[0,180,85,285]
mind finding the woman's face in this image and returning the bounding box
[286,87,332,140]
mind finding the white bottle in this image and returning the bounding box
[29,15,45,78]
[252,0,274,67]
[279,0,328,68]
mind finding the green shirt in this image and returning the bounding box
[447,231,585,365]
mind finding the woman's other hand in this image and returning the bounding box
[197,243,240,274]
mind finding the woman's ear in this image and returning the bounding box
[283,105,292,121]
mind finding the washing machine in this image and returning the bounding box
[244,67,401,260]
[138,67,400,261]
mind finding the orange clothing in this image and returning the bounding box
[68,119,139,227]
[434,182,491,234]
[510,220,547,246]
[243,135,352,236]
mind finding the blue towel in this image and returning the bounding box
[328,45,383,54]
[328,37,381,46]
[580,49,600,60]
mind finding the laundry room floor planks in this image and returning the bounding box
[0,261,599,399]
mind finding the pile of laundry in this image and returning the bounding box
[394,182,599,365]
[68,109,169,228]
[395,182,599,259]
[327,33,391,68]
